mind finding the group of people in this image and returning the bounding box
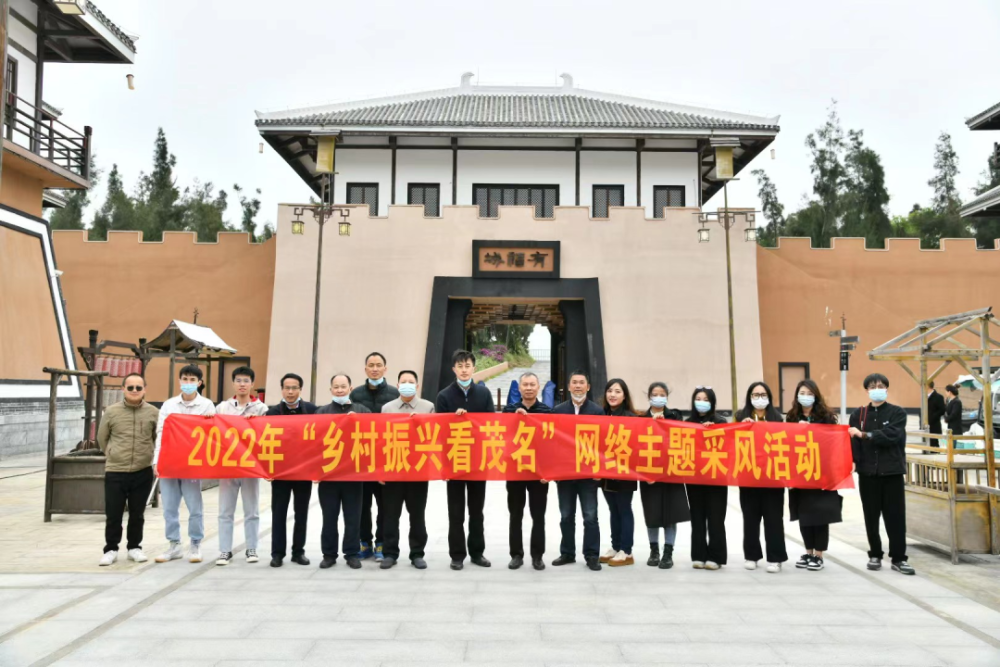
[96,350,916,577]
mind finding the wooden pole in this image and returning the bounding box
[43,372,59,522]
[981,318,998,555]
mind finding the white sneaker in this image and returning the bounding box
[608,550,634,567]
[189,544,203,563]
[155,542,183,563]
[744,560,758,570]
[99,550,118,566]
[705,561,720,570]
[599,548,617,564]
[692,560,706,569]
[127,548,147,563]
[246,549,258,563]
[766,562,782,573]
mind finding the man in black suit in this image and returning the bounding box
[927,381,946,449]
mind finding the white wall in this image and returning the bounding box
[8,0,38,106]
[579,152,637,212]
[394,149,453,208]
[642,152,699,215]
[333,149,392,216]
[456,150,575,207]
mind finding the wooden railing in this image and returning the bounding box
[3,93,91,180]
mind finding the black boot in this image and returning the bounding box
[659,544,674,570]
[647,544,660,567]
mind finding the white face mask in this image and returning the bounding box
[571,391,587,404]
[751,396,770,410]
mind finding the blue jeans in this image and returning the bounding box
[159,478,204,545]
[557,479,600,559]
[603,488,635,555]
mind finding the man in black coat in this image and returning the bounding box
[848,373,914,575]
[436,349,494,570]
[502,371,552,571]
[926,381,946,449]
[315,374,371,570]
[349,352,400,562]
[551,370,603,571]
[266,373,317,568]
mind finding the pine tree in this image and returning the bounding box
[89,164,136,240]
[133,128,182,242]
[804,101,846,247]
[49,158,101,230]
[180,181,230,242]
[928,132,961,215]
[840,129,892,248]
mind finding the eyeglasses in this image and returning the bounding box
[751,393,769,400]
[125,385,144,392]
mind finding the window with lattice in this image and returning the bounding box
[652,185,685,218]
[347,183,379,216]
[408,183,440,217]
[473,184,559,218]
[592,185,624,218]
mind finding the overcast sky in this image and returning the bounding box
[45,0,1000,232]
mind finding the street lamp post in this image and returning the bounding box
[292,174,352,403]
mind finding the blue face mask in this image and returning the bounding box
[869,388,888,403]
[797,394,816,408]
[368,377,384,386]
[457,378,472,388]
[649,396,668,409]
[694,400,712,414]
[331,394,350,405]
[399,383,417,397]
[180,383,199,396]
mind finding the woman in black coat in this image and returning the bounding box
[785,379,842,571]
[737,381,788,573]
[686,387,728,570]
[640,382,690,569]
[599,378,639,567]
[944,384,964,438]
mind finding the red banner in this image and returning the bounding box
[159,413,854,490]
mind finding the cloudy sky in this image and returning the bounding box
[46,0,1000,232]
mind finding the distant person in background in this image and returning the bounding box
[927,381,946,449]
[945,384,963,438]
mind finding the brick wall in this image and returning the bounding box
[0,400,86,459]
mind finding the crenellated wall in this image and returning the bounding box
[758,237,1000,412]
[52,230,276,403]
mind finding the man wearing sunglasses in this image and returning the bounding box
[98,373,160,566]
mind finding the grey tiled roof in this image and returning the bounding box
[257,92,779,131]
[961,183,1000,217]
[86,1,136,53]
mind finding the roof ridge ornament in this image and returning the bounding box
[461,72,475,89]
[560,73,573,90]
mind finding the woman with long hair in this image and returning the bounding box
[640,382,689,569]
[686,386,728,570]
[786,379,841,571]
[599,378,638,567]
[736,381,788,573]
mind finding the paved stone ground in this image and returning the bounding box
[1,460,999,666]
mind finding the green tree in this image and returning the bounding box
[232,183,274,242]
[928,132,961,215]
[803,101,846,246]
[783,201,827,247]
[180,181,230,242]
[89,164,136,240]
[49,158,101,231]
[751,168,785,247]
[969,148,1000,249]
[133,128,182,242]
[840,129,892,248]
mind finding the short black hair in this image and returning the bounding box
[232,366,255,382]
[179,364,203,381]
[863,373,890,389]
[330,373,352,386]
[280,373,303,389]
[398,369,419,383]
[568,369,590,383]
[366,352,387,365]
[451,349,476,366]
[123,373,145,386]
[946,384,960,395]
[927,380,935,389]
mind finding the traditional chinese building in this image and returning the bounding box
[0,0,135,456]
[960,101,1000,218]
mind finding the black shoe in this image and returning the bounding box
[585,557,602,571]
[551,555,576,566]
[270,557,283,568]
[647,545,660,567]
[866,557,882,571]
[891,560,915,575]
[532,557,545,571]
[450,560,464,570]
[380,556,397,570]
[470,556,491,568]
[291,554,310,566]
[795,553,812,569]
[658,546,674,570]
[346,557,362,569]
[319,556,336,569]
[411,557,427,570]
[508,556,523,570]
[807,556,824,571]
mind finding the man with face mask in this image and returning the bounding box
[380,370,435,570]
[266,373,317,568]
[551,370,604,571]
[350,353,399,561]
[848,373,913,575]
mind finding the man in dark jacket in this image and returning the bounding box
[266,373,317,568]
[436,349,494,570]
[349,352,400,562]
[315,374,371,570]
[502,372,552,570]
[926,381,946,449]
[848,373,914,575]
[551,369,604,571]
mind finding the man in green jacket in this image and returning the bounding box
[98,373,159,566]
